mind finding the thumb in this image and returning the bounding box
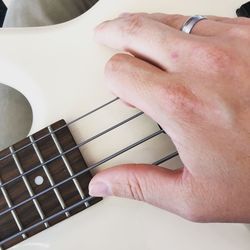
[89,164,190,215]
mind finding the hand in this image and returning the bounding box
[89,13,250,222]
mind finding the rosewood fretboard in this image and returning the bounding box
[0,120,101,249]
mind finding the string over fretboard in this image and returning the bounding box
[0,120,101,249]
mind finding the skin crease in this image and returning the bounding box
[88,13,250,223]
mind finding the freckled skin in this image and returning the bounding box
[91,13,250,223]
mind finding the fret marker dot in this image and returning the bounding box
[35,176,44,186]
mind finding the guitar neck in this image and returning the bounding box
[0,120,101,249]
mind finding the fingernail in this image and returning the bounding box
[89,181,111,197]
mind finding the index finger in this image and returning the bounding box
[95,14,194,72]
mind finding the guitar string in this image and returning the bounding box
[0,97,119,162]
[0,110,144,189]
[0,196,95,246]
[0,129,177,218]
[153,151,179,166]
[0,152,178,246]
[0,97,179,245]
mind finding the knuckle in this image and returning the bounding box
[228,26,250,40]
[160,83,200,118]
[192,42,232,73]
[127,171,145,201]
[235,17,250,24]
[165,14,184,28]
[122,14,144,36]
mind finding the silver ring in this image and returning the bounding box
[181,15,207,34]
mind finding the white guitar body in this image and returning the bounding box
[0,0,250,249]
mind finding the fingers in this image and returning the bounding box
[125,13,234,37]
[104,53,168,124]
[95,14,192,71]
[103,53,196,130]
[89,164,192,216]
[149,13,234,36]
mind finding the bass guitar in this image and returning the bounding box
[0,0,249,249]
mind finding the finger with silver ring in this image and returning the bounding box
[135,13,234,36]
[181,15,207,33]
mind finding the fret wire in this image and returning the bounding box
[0,129,164,218]
[0,148,180,247]
[0,97,119,163]
[29,135,70,218]
[0,178,27,239]
[0,111,144,189]
[9,146,49,229]
[0,196,95,246]
[48,126,89,208]
[153,152,179,166]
